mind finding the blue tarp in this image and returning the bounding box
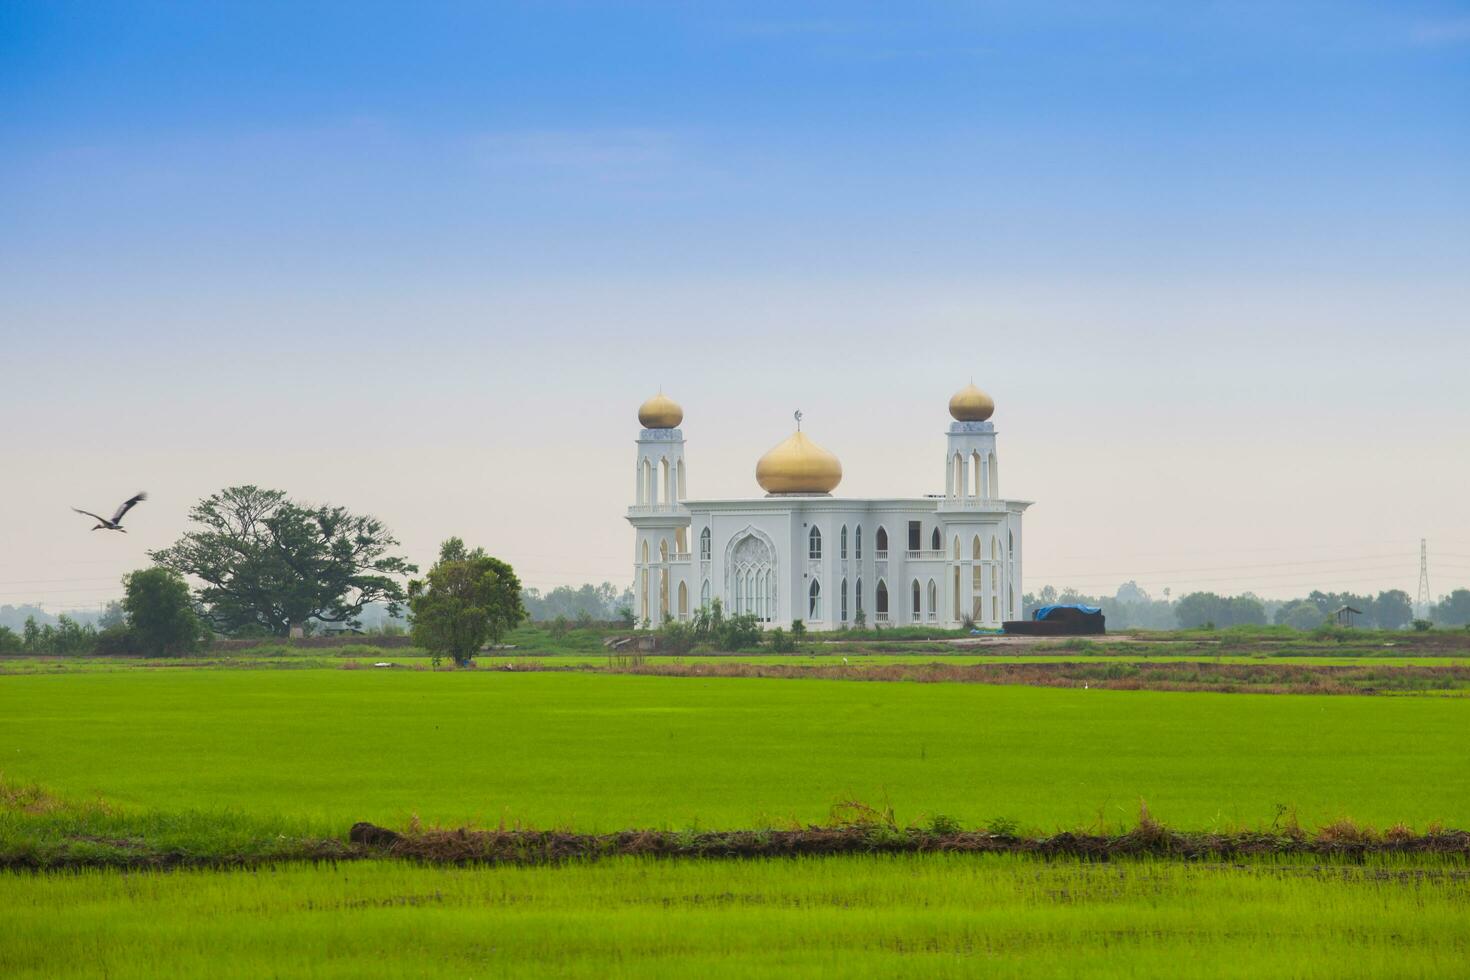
[1033,604,1103,620]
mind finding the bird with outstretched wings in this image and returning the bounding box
[72,492,147,532]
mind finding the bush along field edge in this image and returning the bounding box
[4,784,1467,871]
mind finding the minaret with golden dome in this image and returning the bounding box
[630,391,693,625]
[755,411,842,495]
[944,379,1000,501]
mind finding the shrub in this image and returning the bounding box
[986,816,1021,837]
[656,618,696,655]
[1412,619,1433,632]
[767,628,794,653]
[925,813,963,835]
[92,625,138,656]
[122,568,204,656]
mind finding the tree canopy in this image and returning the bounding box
[409,538,527,666]
[151,485,415,636]
[123,567,204,655]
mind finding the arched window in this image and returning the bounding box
[677,581,688,619]
[729,531,777,623]
[809,526,822,559]
[953,536,960,560]
[876,579,888,615]
[927,579,937,621]
[676,459,686,500]
[972,535,982,560]
[855,577,863,614]
[809,580,822,620]
[855,525,863,560]
[840,525,848,560]
[699,527,711,560]
[659,539,669,561]
[876,526,888,556]
[972,451,982,498]
[930,527,941,551]
[840,578,849,622]
[700,579,710,608]
[912,580,922,619]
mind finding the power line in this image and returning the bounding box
[1031,553,1414,579]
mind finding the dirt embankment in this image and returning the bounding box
[10,820,1468,872]
[524,660,1470,695]
[359,822,1470,865]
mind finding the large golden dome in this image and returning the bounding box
[948,382,995,422]
[756,430,842,495]
[638,392,683,429]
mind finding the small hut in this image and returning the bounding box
[1334,605,1363,628]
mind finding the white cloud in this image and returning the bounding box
[1410,16,1470,45]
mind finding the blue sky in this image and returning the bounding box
[3,1,1469,607]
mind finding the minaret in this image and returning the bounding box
[944,381,998,500]
[628,392,691,626]
[937,381,1022,628]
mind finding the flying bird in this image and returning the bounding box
[72,492,147,533]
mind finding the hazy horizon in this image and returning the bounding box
[4,2,1468,612]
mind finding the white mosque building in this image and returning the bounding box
[627,383,1032,631]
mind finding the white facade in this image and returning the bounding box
[627,393,1032,630]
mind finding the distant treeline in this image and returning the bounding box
[9,579,1470,642]
[520,582,634,623]
[1024,582,1470,630]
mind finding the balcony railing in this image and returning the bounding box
[627,503,686,515]
[874,550,889,560]
[874,612,890,624]
[937,497,1006,511]
[670,552,692,563]
[905,550,947,560]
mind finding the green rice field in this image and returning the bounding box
[5,645,1469,977]
[3,855,1466,978]
[3,669,1467,831]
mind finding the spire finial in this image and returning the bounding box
[794,409,803,431]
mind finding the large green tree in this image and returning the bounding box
[409,538,526,666]
[123,567,204,656]
[151,486,415,636]
[1434,589,1470,626]
[1372,590,1413,631]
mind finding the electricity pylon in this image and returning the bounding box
[1416,539,1431,620]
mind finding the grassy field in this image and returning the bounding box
[3,669,1466,832]
[3,855,1466,978]
[5,648,1469,977]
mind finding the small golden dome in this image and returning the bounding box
[756,430,842,495]
[949,382,995,422]
[638,392,683,429]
